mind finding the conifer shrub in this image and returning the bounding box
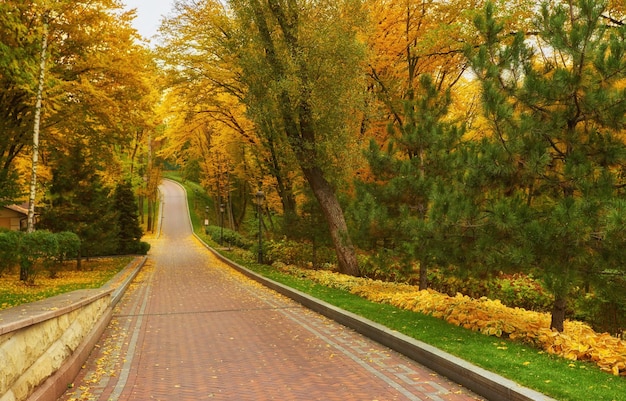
[51,231,81,277]
[358,252,414,282]
[114,181,144,255]
[486,273,553,312]
[56,231,81,262]
[427,268,553,312]
[137,241,151,255]
[574,275,626,338]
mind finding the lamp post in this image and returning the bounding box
[224,200,231,250]
[255,189,264,264]
[219,203,225,245]
[204,205,209,234]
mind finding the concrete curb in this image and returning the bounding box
[170,177,555,400]
[194,234,555,401]
[109,255,148,307]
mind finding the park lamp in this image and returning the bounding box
[204,205,209,234]
[220,203,225,245]
[256,188,264,263]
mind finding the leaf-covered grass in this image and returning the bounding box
[0,257,133,310]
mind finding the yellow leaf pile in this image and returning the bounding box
[276,264,626,376]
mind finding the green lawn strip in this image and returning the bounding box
[177,178,624,401]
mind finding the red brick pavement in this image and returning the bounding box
[59,180,484,401]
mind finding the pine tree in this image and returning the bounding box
[40,145,118,262]
[353,75,466,288]
[113,180,144,254]
[466,0,626,331]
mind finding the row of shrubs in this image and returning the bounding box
[204,225,253,249]
[234,237,623,336]
[254,239,553,311]
[0,229,81,283]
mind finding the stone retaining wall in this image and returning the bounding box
[0,290,111,401]
[0,256,146,401]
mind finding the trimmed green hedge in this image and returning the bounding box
[0,230,82,282]
[0,230,21,276]
[205,225,253,249]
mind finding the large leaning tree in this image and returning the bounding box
[223,0,367,275]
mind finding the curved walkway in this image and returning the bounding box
[60,180,484,401]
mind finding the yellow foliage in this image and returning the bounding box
[282,265,626,376]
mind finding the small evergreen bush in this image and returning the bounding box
[56,231,81,262]
[264,239,336,267]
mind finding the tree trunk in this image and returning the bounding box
[550,296,567,332]
[302,166,359,276]
[27,15,49,233]
[147,199,153,232]
[419,260,428,290]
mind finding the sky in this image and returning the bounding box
[122,0,176,43]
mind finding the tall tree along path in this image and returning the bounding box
[60,179,484,400]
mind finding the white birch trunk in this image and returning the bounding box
[27,16,49,233]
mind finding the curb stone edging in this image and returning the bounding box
[169,177,556,401]
[194,234,556,401]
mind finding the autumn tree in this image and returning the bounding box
[158,0,300,235]
[45,1,158,181]
[224,0,366,276]
[0,1,49,204]
[1,0,159,212]
[365,0,484,113]
[465,0,626,331]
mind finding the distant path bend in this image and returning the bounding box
[60,179,483,401]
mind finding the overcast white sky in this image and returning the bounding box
[122,0,176,43]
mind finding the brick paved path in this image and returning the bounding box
[60,180,484,401]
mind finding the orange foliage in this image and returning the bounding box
[276,264,626,376]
